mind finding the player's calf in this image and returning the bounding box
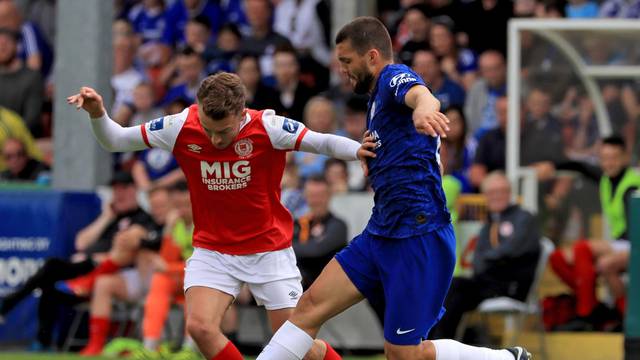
[186,315,229,356]
[385,341,436,360]
[289,291,326,336]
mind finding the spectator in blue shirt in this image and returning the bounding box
[0,1,53,76]
[161,0,222,48]
[412,49,465,111]
[430,15,478,90]
[161,47,206,105]
[128,0,167,44]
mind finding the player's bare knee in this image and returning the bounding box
[94,276,116,295]
[186,315,220,342]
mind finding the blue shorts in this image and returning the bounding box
[335,224,456,345]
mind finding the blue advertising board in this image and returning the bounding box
[0,189,100,343]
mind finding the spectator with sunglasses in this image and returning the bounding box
[0,137,49,182]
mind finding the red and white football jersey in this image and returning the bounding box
[139,105,309,255]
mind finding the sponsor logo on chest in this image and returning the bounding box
[200,160,252,191]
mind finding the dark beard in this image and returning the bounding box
[353,72,374,94]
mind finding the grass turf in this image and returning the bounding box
[0,353,385,360]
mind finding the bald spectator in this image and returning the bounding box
[0,137,48,182]
[412,50,465,110]
[292,96,335,179]
[293,176,348,289]
[0,28,43,137]
[464,50,506,140]
[430,171,541,339]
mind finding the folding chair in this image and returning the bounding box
[456,237,555,360]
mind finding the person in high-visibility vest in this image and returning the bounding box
[550,136,640,330]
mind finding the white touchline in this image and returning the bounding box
[396,328,415,335]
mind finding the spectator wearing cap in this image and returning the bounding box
[0,27,44,137]
[0,137,49,183]
[429,16,478,91]
[0,171,162,350]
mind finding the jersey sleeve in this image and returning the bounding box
[261,109,309,150]
[141,108,189,151]
[386,66,426,106]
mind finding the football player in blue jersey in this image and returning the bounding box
[256,17,532,360]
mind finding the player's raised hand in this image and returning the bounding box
[413,108,450,138]
[358,131,377,177]
[66,87,106,118]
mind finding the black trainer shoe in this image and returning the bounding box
[507,346,532,360]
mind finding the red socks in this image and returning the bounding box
[211,341,243,360]
[574,241,597,317]
[79,316,110,356]
[66,259,120,296]
[549,250,576,289]
[616,297,626,315]
[322,340,342,360]
[208,338,339,360]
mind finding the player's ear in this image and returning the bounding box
[367,49,380,65]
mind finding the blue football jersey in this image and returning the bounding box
[365,64,451,238]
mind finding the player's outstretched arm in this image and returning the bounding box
[298,130,376,162]
[67,87,148,152]
[404,85,450,138]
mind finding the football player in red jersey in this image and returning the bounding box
[68,72,375,360]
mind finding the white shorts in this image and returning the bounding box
[184,247,303,310]
[611,239,631,253]
[120,268,150,301]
